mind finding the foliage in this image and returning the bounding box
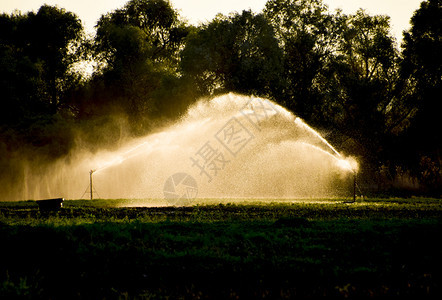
[0,0,441,196]
[95,0,188,68]
[0,5,83,182]
[264,0,333,116]
[181,10,283,97]
[0,5,83,120]
[317,10,399,162]
[0,200,441,298]
[86,0,191,131]
[396,0,441,188]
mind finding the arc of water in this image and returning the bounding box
[299,142,354,172]
[94,141,150,173]
[294,118,342,158]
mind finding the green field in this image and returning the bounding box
[1,199,441,299]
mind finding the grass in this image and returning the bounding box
[0,198,441,299]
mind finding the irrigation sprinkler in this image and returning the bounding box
[353,170,356,202]
[343,168,360,204]
[81,169,99,200]
[346,169,365,203]
[343,171,357,204]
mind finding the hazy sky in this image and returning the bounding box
[1,0,424,44]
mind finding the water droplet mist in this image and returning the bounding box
[15,93,358,202]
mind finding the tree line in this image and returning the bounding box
[0,0,440,196]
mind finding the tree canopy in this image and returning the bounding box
[181,10,283,97]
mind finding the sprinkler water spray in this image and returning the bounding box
[28,94,362,200]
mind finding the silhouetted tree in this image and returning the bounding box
[264,1,401,167]
[0,6,83,121]
[88,0,190,131]
[400,0,441,148]
[95,0,188,69]
[397,0,441,191]
[0,5,83,157]
[181,10,283,98]
[264,0,335,119]
[27,5,84,110]
[316,10,399,161]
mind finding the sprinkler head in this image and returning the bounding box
[336,157,359,173]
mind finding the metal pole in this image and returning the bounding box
[90,170,93,200]
[353,171,356,202]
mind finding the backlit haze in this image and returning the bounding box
[1,0,424,44]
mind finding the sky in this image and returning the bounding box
[1,0,424,44]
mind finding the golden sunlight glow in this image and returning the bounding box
[336,157,359,173]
